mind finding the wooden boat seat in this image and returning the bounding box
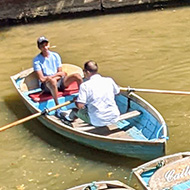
[73,110,143,139]
[119,110,141,120]
[82,125,121,136]
[125,126,147,140]
[108,130,133,139]
[74,124,146,140]
[73,110,141,129]
[51,109,143,139]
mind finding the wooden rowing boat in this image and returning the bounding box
[66,180,135,190]
[10,64,168,160]
[132,152,190,190]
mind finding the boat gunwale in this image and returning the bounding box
[10,66,168,160]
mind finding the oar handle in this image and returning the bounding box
[0,100,74,132]
[48,100,73,112]
[120,87,190,95]
[0,112,41,132]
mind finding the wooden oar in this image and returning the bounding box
[0,100,73,132]
[120,87,190,95]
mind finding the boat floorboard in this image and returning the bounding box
[48,115,136,139]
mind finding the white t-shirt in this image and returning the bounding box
[77,74,120,126]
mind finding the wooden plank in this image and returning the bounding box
[85,126,120,136]
[108,130,133,139]
[107,124,119,130]
[74,123,119,132]
[95,183,107,189]
[72,110,140,130]
[71,110,141,138]
[74,126,97,131]
[72,118,93,128]
[119,110,141,120]
[149,156,190,190]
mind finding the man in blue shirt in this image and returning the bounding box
[33,36,83,118]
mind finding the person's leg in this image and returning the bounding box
[63,73,83,88]
[45,78,59,105]
[76,107,91,124]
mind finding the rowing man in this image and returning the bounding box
[66,60,120,127]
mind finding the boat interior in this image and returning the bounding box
[14,65,166,141]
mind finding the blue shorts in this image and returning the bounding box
[41,76,65,93]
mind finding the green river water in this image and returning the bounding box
[1,6,190,189]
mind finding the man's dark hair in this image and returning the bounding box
[84,60,98,73]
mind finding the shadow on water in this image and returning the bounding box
[4,94,145,169]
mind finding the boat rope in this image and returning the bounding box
[156,124,169,140]
[143,160,165,172]
[151,160,165,171]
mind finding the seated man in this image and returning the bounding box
[66,60,120,127]
[33,36,83,118]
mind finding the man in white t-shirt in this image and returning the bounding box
[74,60,120,127]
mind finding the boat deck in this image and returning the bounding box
[49,110,147,140]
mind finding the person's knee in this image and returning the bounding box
[73,73,83,83]
[76,108,91,124]
[64,73,82,87]
[47,78,57,88]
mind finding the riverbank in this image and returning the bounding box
[0,0,190,26]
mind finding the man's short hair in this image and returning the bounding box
[84,60,98,73]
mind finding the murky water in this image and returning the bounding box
[1,6,190,189]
